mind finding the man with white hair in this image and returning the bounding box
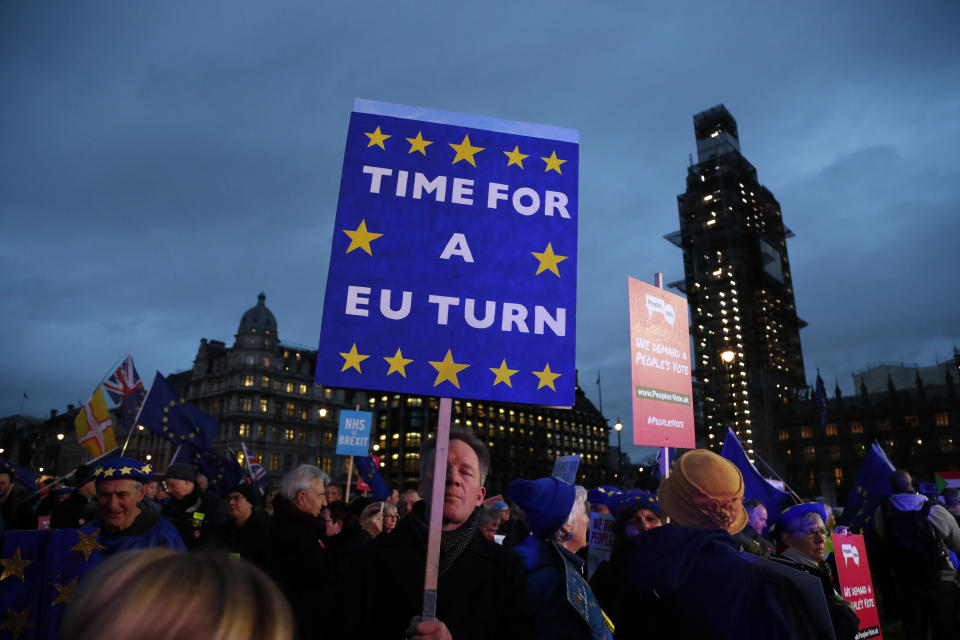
[265,464,332,639]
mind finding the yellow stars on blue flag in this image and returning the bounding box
[490,359,518,387]
[542,150,567,174]
[406,131,432,155]
[51,577,78,606]
[430,349,469,388]
[335,343,562,393]
[340,344,369,373]
[503,146,528,168]
[384,348,413,377]
[365,126,391,149]
[533,363,562,391]
[0,547,32,582]
[69,530,105,562]
[532,242,568,277]
[343,219,383,255]
[449,134,484,167]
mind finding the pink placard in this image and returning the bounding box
[628,277,695,448]
[833,533,883,639]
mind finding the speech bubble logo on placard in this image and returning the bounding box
[645,294,675,327]
[841,543,860,567]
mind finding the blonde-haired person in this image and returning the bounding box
[60,548,293,640]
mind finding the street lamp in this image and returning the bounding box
[614,418,623,482]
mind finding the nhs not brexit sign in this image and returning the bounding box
[315,99,578,406]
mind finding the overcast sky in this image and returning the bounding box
[2,2,958,463]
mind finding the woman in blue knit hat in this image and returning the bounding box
[509,477,614,640]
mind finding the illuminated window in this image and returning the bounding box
[405,433,422,448]
[940,436,954,452]
[850,422,863,434]
[260,399,268,413]
[256,424,265,439]
[242,375,254,387]
[284,428,295,441]
[300,408,308,421]
[263,357,270,368]
[286,402,296,417]
[800,427,813,439]
[804,446,815,460]
[826,424,838,436]
[298,430,307,443]
[834,467,843,483]
[240,397,253,412]
[323,432,334,447]
[905,415,919,429]
[936,413,950,427]
[238,423,250,437]
[778,429,789,441]
[269,453,279,472]
[299,384,307,395]
[285,383,294,393]
[261,376,270,388]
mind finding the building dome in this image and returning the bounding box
[238,292,278,335]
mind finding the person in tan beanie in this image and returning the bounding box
[597,450,828,639]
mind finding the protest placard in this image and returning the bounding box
[336,409,372,456]
[552,454,581,484]
[586,512,615,580]
[628,277,695,448]
[315,99,579,407]
[833,533,883,639]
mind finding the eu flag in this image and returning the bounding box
[171,444,245,498]
[354,455,391,501]
[721,428,790,521]
[838,442,895,533]
[0,455,39,490]
[138,373,218,449]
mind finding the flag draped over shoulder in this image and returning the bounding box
[721,428,790,518]
[0,455,40,490]
[73,387,117,458]
[813,371,828,433]
[102,354,146,431]
[138,373,218,449]
[838,442,895,533]
[354,455,391,500]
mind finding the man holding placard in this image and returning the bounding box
[337,426,532,639]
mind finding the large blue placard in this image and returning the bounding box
[336,409,373,456]
[316,99,578,406]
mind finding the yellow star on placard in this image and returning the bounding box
[406,131,433,155]
[449,134,484,167]
[384,348,414,377]
[140,464,152,474]
[533,363,562,391]
[542,150,567,174]
[340,344,369,373]
[429,349,469,389]
[70,529,106,562]
[0,607,35,639]
[490,359,518,387]
[52,577,78,606]
[0,548,32,582]
[531,242,568,277]
[119,466,133,476]
[503,145,528,168]
[364,125,390,149]
[343,219,383,256]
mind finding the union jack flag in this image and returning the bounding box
[102,354,144,404]
[242,442,267,489]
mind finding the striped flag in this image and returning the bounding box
[73,387,118,457]
[935,471,960,494]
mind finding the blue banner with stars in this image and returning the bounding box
[316,100,578,406]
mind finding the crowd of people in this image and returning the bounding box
[1,429,959,639]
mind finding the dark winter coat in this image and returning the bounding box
[771,550,860,640]
[337,503,534,639]
[220,508,272,570]
[265,495,339,640]
[161,485,227,550]
[51,491,98,529]
[514,535,612,640]
[602,524,829,639]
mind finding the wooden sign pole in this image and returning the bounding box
[421,396,452,621]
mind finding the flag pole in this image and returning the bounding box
[120,377,153,456]
[345,456,353,503]
[654,271,670,481]
[422,396,452,621]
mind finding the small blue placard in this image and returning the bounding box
[552,454,581,484]
[315,99,578,406]
[336,410,373,456]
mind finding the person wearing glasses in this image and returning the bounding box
[772,503,859,640]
